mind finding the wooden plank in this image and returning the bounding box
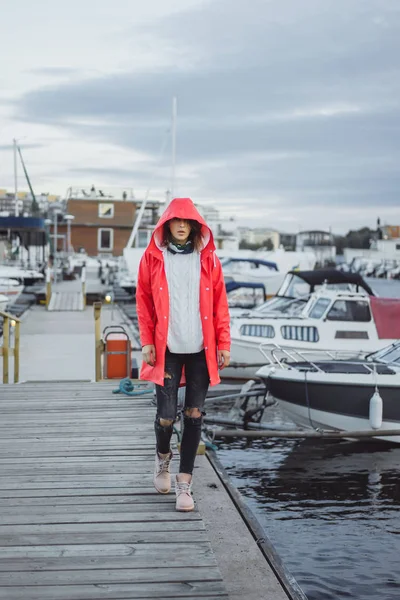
[0,503,183,516]
[0,510,201,525]
[0,450,155,459]
[0,582,228,600]
[0,495,175,506]
[0,520,204,535]
[0,566,223,585]
[0,466,155,476]
[0,542,215,564]
[0,456,155,465]
[0,487,167,498]
[0,530,209,547]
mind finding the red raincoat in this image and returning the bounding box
[136,197,231,387]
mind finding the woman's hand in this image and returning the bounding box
[142,345,156,366]
[218,350,230,370]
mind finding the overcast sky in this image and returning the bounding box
[1,0,400,232]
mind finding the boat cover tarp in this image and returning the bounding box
[287,269,375,295]
[370,297,400,339]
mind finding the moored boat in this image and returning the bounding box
[257,342,400,443]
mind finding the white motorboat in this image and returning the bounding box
[257,341,400,443]
[0,266,44,287]
[0,278,24,301]
[224,269,400,380]
[221,256,286,299]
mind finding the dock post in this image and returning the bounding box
[2,316,9,384]
[94,302,102,382]
[45,268,52,308]
[82,266,86,309]
[13,320,20,383]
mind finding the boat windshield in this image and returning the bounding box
[370,343,400,365]
[255,296,307,316]
[277,274,311,298]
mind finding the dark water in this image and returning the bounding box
[213,278,400,600]
[216,424,400,600]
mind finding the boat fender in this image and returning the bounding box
[369,390,383,430]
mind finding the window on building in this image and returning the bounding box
[327,300,371,322]
[98,228,113,251]
[98,203,114,218]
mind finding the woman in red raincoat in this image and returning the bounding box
[136,197,231,511]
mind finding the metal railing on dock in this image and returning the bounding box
[0,310,21,384]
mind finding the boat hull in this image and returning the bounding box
[263,370,400,443]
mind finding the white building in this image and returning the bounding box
[239,227,280,249]
[344,238,400,263]
[196,205,239,250]
[296,230,336,266]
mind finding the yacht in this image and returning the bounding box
[224,269,400,380]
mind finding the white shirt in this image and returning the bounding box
[164,249,204,354]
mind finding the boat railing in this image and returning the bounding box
[0,310,21,384]
[259,342,370,372]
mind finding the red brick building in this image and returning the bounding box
[54,197,136,256]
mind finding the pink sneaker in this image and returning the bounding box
[153,451,173,494]
[175,477,195,512]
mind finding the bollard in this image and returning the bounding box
[14,320,20,383]
[93,302,103,382]
[82,266,86,309]
[45,268,52,308]
[0,311,21,384]
[2,316,9,384]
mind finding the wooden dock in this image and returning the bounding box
[0,287,291,599]
[0,382,230,599]
[48,291,84,311]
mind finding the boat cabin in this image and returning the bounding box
[251,269,375,317]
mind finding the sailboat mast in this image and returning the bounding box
[13,139,18,217]
[171,96,177,199]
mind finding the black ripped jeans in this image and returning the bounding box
[155,349,210,475]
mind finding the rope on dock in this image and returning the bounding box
[112,378,152,397]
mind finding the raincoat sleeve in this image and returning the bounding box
[136,252,155,347]
[212,255,231,351]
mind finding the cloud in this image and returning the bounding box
[27,67,82,77]
[10,0,400,230]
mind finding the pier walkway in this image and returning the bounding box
[0,296,290,600]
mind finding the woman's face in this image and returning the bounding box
[169,218,192,244]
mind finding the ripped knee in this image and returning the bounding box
[184,407,202,419]
[164,371,172,379]
[159,418,174,427]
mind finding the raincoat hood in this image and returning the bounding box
[149,197,215,255]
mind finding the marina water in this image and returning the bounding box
[214,278,400,600]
